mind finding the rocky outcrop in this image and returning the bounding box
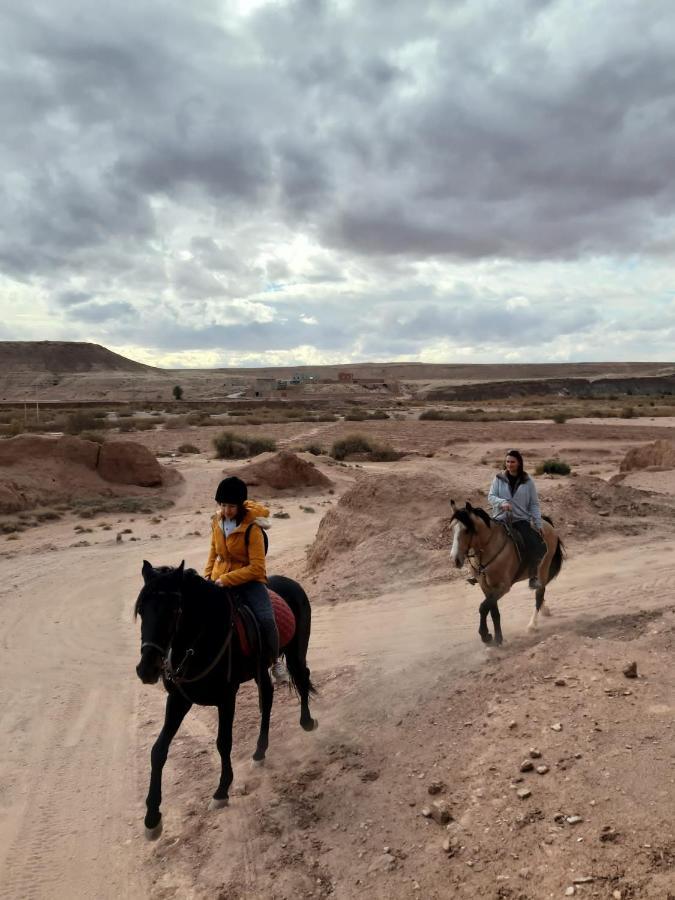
[97,441,163,486]
[0,434,99,469]
[236,450,333,492]
[620,439,675,472]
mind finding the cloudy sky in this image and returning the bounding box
[1,0,674,368]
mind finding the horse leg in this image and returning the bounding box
[478,597,493,644]
[252,666,273,764]
[286,648,318,732]
[145,691,191,839]
[210,688,237,809]
[489,599,503,646]
[528,585,547,631]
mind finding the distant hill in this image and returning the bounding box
[0,342,158,374]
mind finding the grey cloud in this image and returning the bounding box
[67,300,136,322]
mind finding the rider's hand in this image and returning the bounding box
[502,501,512,511]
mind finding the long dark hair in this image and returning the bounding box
[504,449,529,482]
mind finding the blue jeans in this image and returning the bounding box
[236,581,279,661]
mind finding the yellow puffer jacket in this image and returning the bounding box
[204,500,270,587]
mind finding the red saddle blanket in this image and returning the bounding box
[235,589,296,657]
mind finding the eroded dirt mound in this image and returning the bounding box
[0,434,172,510]
[537,473,675,540]
[619,438,675,472]
[236,450,334,493]
[307,471,464,600]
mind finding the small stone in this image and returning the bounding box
[518,868,532,880]
[430,800,452,825]
[555,678,567,686]
[529,748,542,759]
[565,888,575,897]
[573,876,593,884]
[550,723,563,732]
[536,765,549,775]
[520,760,534,772]
[574,753,583,759]
[516,788,531,800]
[421,807,432,818]
[508,720,517,729]
[427,781,445,795]
[612,891,622,899]
[623,661,638,679]
[566,815,583,825]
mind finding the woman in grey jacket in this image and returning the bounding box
[488,449,546,589]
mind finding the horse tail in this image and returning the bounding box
[268,575,318,697]
[547,537,565,583]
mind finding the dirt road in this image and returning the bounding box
[0,458,673,898]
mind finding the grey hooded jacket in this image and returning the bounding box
[488,472,543,530]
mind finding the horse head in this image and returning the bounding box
[135,560,185,684]
[449,500,491,567]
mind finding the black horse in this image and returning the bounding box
[134,560,317,839]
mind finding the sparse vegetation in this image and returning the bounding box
[551,412,568,424]
[620,406,635,418]
[330,434,401,462]
[64,411,100,434]
[304,443,324,456]
[213,431,277,459]
[536,459,572,476]
[178,443,200,454]
[172,385,184,400]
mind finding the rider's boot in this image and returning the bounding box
[271,657,289,685]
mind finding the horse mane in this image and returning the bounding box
[451,505,492,532]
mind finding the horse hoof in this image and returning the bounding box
[251,757,265,768]
[541,605,552,617]
[301,717,318,732]
[208,797,229,811]
[480,633,493,644]
[144,818,163,841]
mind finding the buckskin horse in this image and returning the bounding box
[134,561,317,839]
[449,501,565,645]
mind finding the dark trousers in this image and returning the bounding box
[236,581,279,662]
[512,520,546,572]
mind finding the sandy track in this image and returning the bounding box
[1,452,674,897]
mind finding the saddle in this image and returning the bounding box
[234,589,296,657]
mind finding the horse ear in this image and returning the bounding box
[450,499,457,511]
[141,560,153,583]
[465,501,473,511]
[176,560,185,578]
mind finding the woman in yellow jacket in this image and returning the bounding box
[205,476,288,684]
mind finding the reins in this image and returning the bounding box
[140,586,236,691]
[466,522,509,578]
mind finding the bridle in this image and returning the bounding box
[139,586,236,690]
[455,516,509,578]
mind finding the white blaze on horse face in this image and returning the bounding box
[451,522,465,566]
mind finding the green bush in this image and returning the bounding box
[537,459,571,476]
[330,434,373,460]
[64,411,99,434]
[213,431,277,459]
[344,410,367,421]
[178,443,200,454]
[368,410,389,420]
[620,406,635,419]
[165,416,188,429]
[304,443,324,456]
[551,412,568,424]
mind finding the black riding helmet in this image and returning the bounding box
[215,476,247,506]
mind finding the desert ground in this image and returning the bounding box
[1,401,674,899]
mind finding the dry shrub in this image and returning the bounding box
[213,431,277,459]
